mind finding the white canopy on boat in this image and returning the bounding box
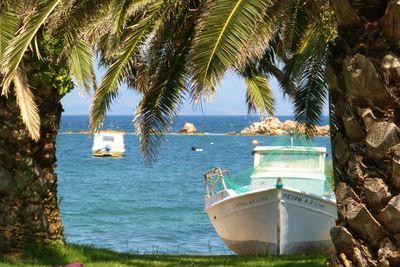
[92,130,125,156]
[250,146,327,195]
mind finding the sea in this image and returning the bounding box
[57,115,331,255]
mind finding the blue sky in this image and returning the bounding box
[62,71,326,116]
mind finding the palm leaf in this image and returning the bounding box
[90,6,159,131]
[13,67,41,141]
[0,4,19,59]
[294,52,328,136]
[110,0,154,34]
[190,0,274,100]
[134,1,198,163]
[235,1,289,69]
[67,38,96,93]
[1,0,61,95]
[282,0,307,54]
[135,58,189,163]
[256,31,298,98]
[238,65,275,115]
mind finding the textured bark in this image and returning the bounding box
[329,0,400,265]
[0,58,64,254]
[382,0,400,40]
[330,0,360,29]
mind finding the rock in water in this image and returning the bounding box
[239,116,330,136]
[180,123,197,134]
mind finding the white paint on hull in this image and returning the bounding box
[205,187,337,255]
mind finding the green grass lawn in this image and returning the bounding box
[0,244,327,267]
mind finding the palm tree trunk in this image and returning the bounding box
[0,62,64,254]
[328,0,400,265]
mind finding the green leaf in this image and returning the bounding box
[68,38,95,93]
[0,4,19,59]
[294,52,327,136]
[282,0,308,54]
[134,1,197,163]
[90,18,152,130]
[238,65,275,115]
[190,0,274,100]
[1,0,61,95]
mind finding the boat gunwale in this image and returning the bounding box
[204,186,336,212]
[253,146,326,153]
[250,174,327,180]
[94,129,125,134]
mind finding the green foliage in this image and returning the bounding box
[0,243,327,267]
[238,64,275,115]
[0,0,102,140]
[67,38,96,93]
[33,69,74,97]
[190,0,275,99]
[0,4,18,58]
[281,1,336,135]
[325,160,334,192]
[293,51,328,135]
[30,31,75,97]
[88,0,337,160]
[134,1,197,163]
[90,0,165,131]
[1,0,61,92]
[89,0,293,159]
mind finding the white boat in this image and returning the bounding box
[204,145,337,255]
[92,130,126,157]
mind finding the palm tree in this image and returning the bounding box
[326,1,400,266]
[91,0,400,265]
[0,0,108,253]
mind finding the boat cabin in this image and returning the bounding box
[92,130,125,157]
[250,146,327,195]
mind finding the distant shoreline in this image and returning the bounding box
[59,131,331,137]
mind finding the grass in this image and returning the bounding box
[0,244,327,267]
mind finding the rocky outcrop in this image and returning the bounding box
[240,117,330,136]
[180,123,197,134]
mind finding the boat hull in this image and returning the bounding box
[205,187,337,255]
[92,151,124,157]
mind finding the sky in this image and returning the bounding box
[61,70,327,116]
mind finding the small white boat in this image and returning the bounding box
[204,145,337,255]
[92,130,125,157]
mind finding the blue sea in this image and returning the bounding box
[57,115,331,255]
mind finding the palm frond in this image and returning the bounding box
[134,1,198,163]
[282,4,334,99]
[110,0,134,34]
[235,1,290,69]
[190,0,273,100]
[1,0,61,95]
[84,11,114,53]
[278,0,334,136]
[282,0,307,54]
[89,0,162,64]
[90,2,163,131]
[110,0,154,34]
[294,52,328,136]
[256,31,298,98]
[67,38,96,93]
[0,4,19,58]
[238,65,275,115]
[13,67,41,141]
[48,0,111,34]
[135,59,189,163]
